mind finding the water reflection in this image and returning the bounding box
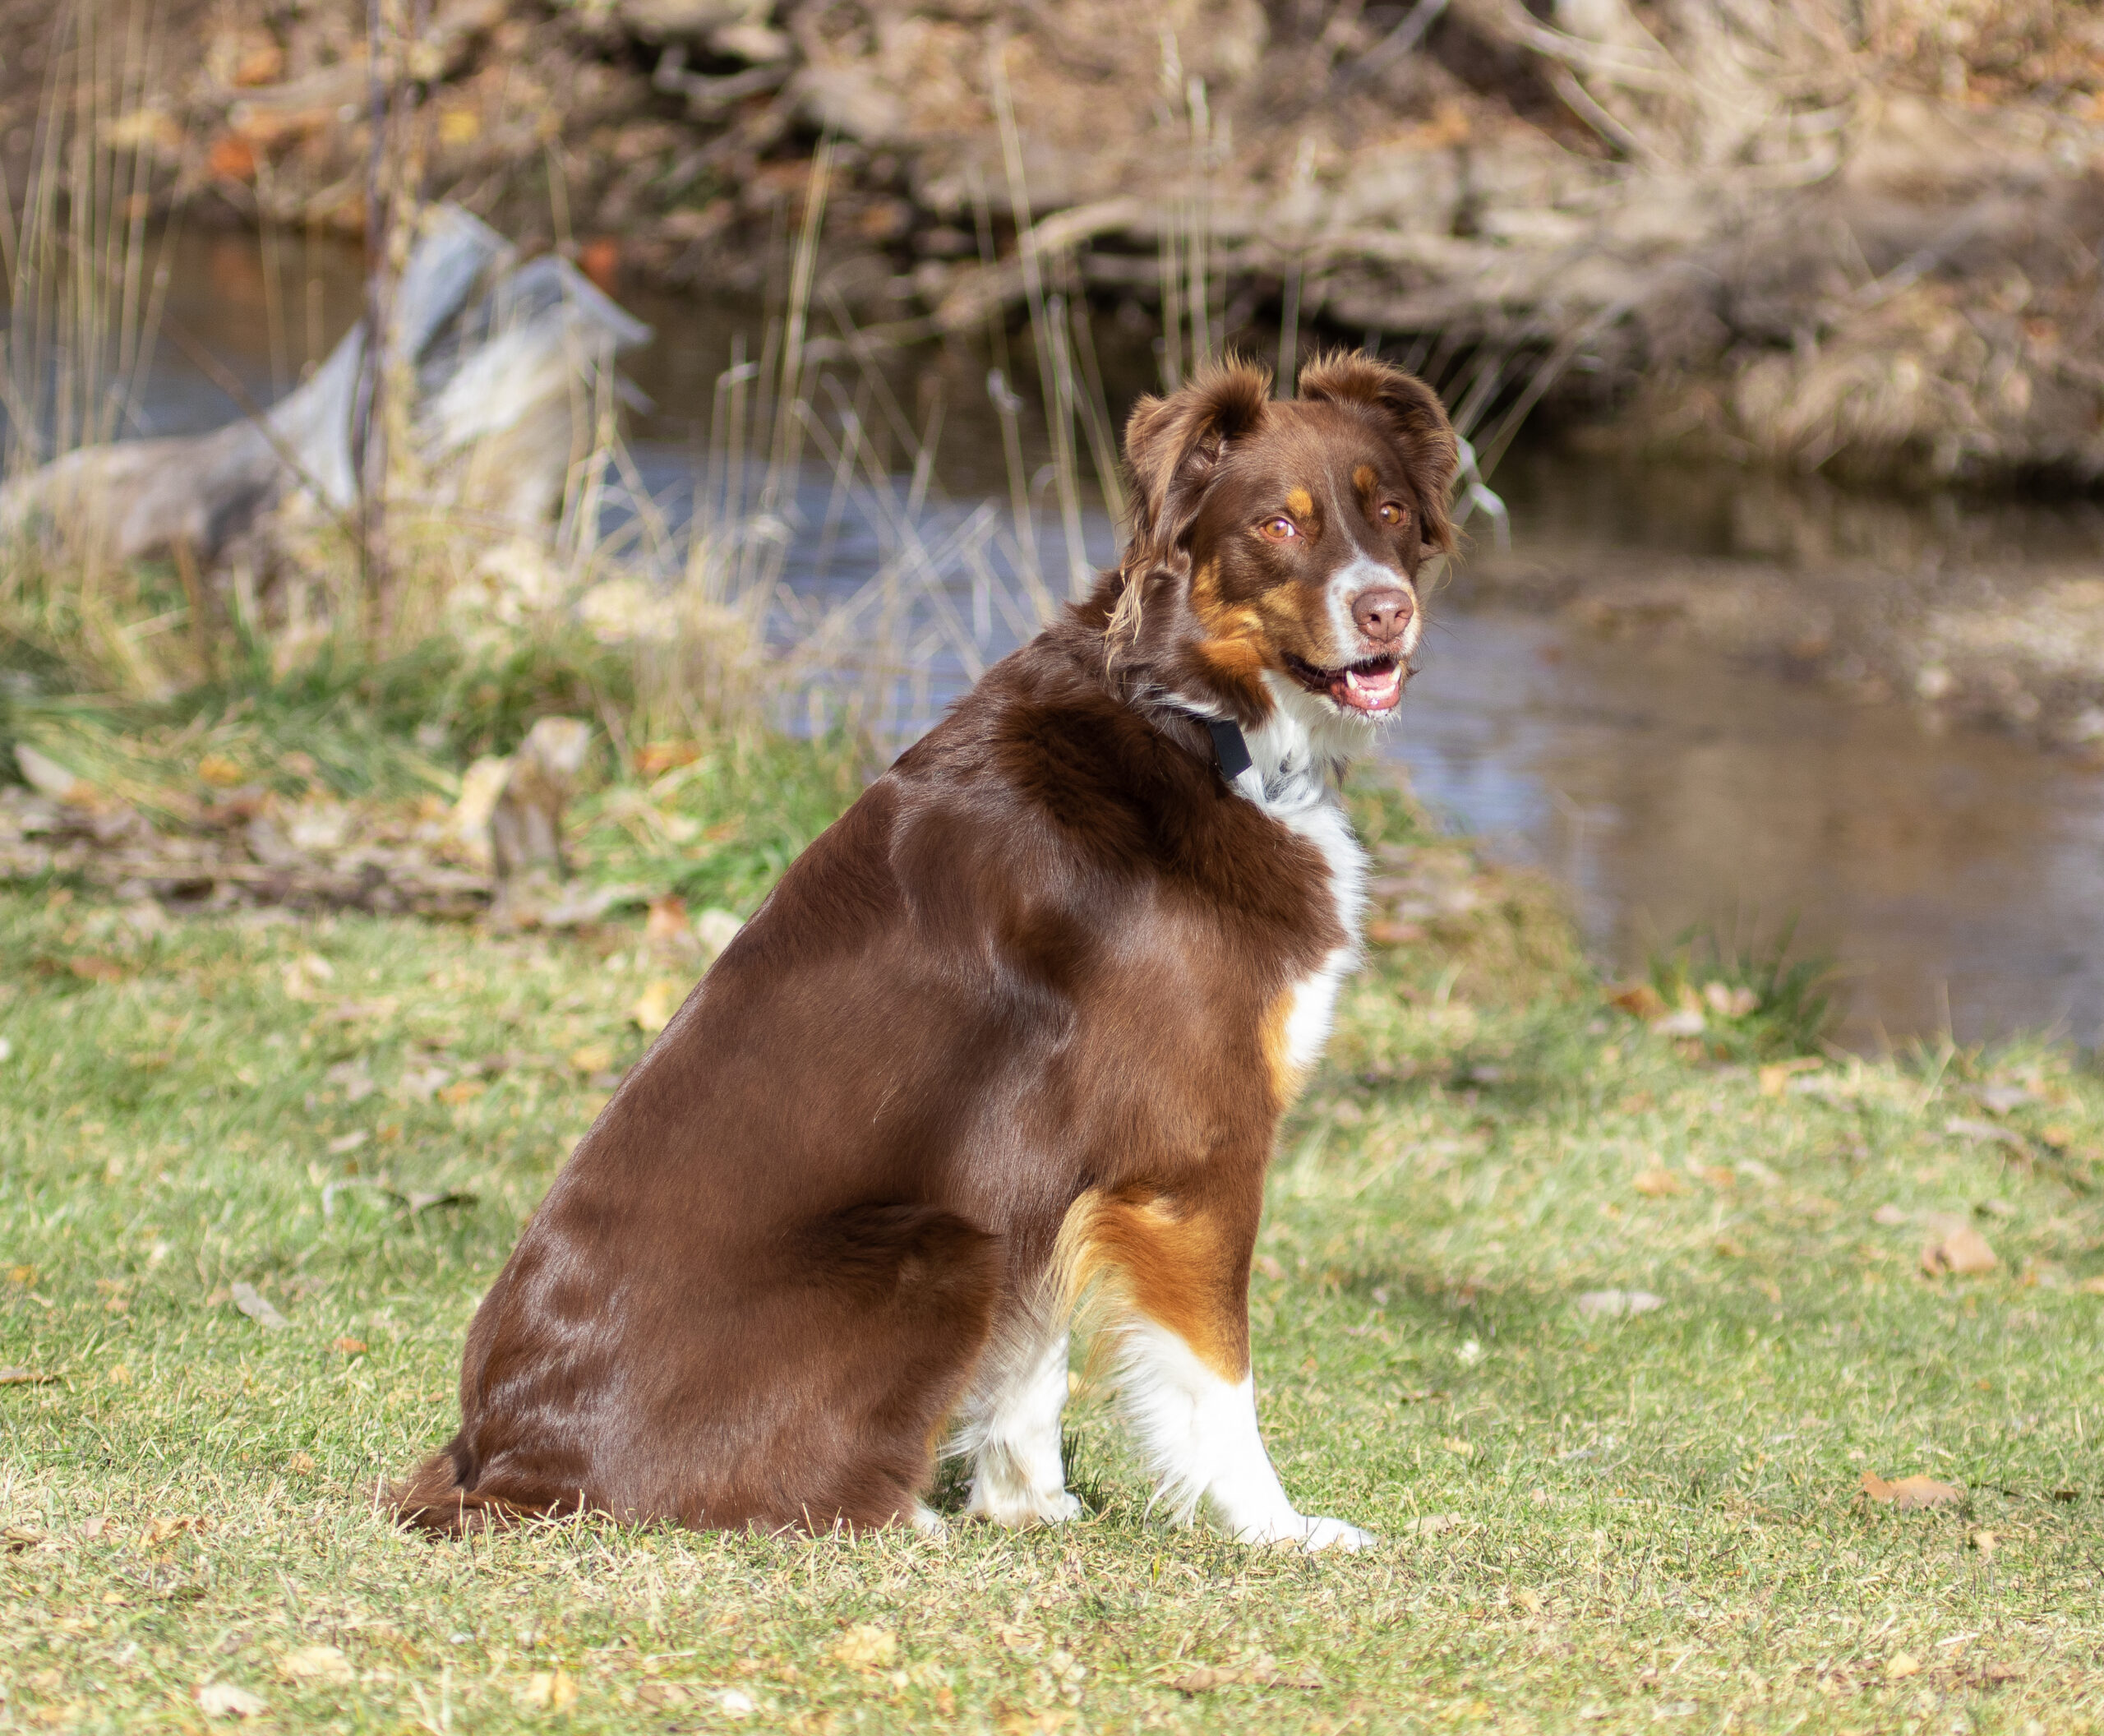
[16,234,2103,1046]
[1393,607,2104,1047]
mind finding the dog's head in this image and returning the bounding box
[1110,351,1457,729]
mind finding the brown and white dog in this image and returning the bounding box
[392,351,1456,1549]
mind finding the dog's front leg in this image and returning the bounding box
[1086,1186,1373,1552]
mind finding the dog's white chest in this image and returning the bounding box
[1271,796,1366,1078]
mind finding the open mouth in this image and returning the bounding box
[1283,652,1406,715]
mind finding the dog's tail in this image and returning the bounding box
[387,1446,561,1536]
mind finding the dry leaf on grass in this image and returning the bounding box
[1400,1512,1463,1536]
[1575,1289,1663,1319]
[568,1041,615,1074]
[1167,1657,1322,1692]
[196,1682,268,1719]
[0,1367,56,1385]
[1606,981,1665,1018]
[630,978,682,1034]
[1632,1167,1689,1198]
[639,1682,692,1707]
[1758,1057,1822,1096]
[230,1282,289,1331]
[521,1669,578,1710]
[831,1624,898,1669]
[1862,1471,1963,1508]
[1885,1653,1922,1679]
[2082,1276,2104,1295]
[279,1645,353,1683]
[1920,1226,1998,1277]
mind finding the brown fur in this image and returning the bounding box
[390,353,1456,1537]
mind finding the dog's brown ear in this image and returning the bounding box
[1296,352,1459,555]
[1122,359,1272,564]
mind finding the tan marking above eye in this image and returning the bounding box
[1285,486,1314,517]
[1351,464,1377,495]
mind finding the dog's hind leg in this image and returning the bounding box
[1066,1181,1373,1552]
[955,1319,1082,1527]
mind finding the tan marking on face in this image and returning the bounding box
[1053,1188,1248,1381]
[1284,486,1315,519]
[1351,464,1377,499]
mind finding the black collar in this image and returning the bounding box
[1206,718,1253,785]
[1204,717,1266,803]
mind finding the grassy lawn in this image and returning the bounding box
[2,772,2102,1734]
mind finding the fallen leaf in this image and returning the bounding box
[0,1367,56,1385]
[520,1669,578,1711]
[436,1078,485,1104]
[279,1645,353,1683]
[1970,1529,1997,1556]
[16,743,94,801]
[713,1687,757,1718]
[635,740,702,777]
[832,1623,897,1669]
[1982,1661,2022,1683]
[638,1682,691,1706]
[1632,1167,1689,1198]
[1871,1203,1909,1226]
[286,1452,316,1475]
[1920,1226,1998,1277]
[230,1281,289,1331]
[631,978,682,1035]
[147,1515,197,1544]
[1945,1115,2025,1152]
[333,1337,368,1355]
[196,1682,267,1719]
[1862,1471,1963,1509]
[568,1041,616,1074]
[1759,1057,1822,1096]
[1607,981,1665,1018]
[326,1129,369,1156]
[645,893,691,947]
[3,1526,43,1550]
[1575,1289,1663,1320]
[1254,1254,1285,1281]
[1885,1653,1922,1680]
[1168,1658,1322,1692]
[2078,1276,2104,1295]
[1401,1512,1462,1536]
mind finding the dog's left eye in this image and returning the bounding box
[1377,501,1408,527]
[1258,516,1299,542]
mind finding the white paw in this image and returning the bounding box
[1299,1515,1376,1552]
[1233,1512,1376,1551]
[962,1483,1084,1528]
[910,1503,949,1537]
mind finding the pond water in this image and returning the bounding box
[23,228,2104,1048]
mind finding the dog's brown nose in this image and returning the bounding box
[1351,587,1414,644]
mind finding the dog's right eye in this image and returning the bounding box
[1257,516,1299,542]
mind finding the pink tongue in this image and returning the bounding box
[1336,664,1402,712]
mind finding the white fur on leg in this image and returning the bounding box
[1115,1318,1373,1551]
[953,1325,1084,1527]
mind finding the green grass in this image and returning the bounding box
[2,807,2103,1732]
